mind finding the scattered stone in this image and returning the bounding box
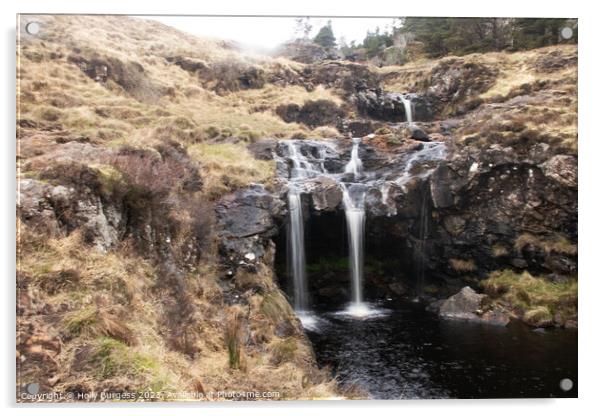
[539,155,577,188]
[409,126,430,141]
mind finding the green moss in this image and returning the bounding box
[306,257,348,274]
[307,256,394,277]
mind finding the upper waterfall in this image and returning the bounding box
[345,137,363,179]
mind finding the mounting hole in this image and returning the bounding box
[25,22,40,36]
[560,27,573,40]
[25,382,40,395]
[559,378,573,392]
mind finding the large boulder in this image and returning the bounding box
[306,176,343,211]
[18,177,124,252]
[438,287,511,326]
[438,286,485,320]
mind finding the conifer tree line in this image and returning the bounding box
[302,17,577,60]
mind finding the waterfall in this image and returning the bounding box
[343,138,366,306]
[287,186,308,311]
[345,137,363,178]
[277,137,444,321]
[282,140,329,327]
[342,184,366,305]
[340,138,376,317]
[415,189,429,298]
[401,95,413,126]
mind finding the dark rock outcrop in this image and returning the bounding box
[215,184,286,265]
[68,54,167,102]
[425,58,498,114]
[275,100,346,128]
[356,90,434,122]
[277,40,329,64]
[306,176,343,211]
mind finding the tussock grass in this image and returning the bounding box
[514,232,577,256]
[224,309,245,371]
[90,337,158,379]
[449,258,477,272]
[63,304,136,345]
[260,290,294,324]
[492,245,509,257]
[481,269,577,326]
[188,143,275,199]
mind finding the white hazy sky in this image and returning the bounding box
[144,16,400,52]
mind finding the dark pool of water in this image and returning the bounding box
[306,300,578,399]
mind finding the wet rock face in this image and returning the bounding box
[271,136,576,303]
[427,146,577,279]
[356,90,434,122]
[307,61,381,95]
[215,184,286,265]
[306,176,343,211]
[337,119,383,136]
[275,100,346,128]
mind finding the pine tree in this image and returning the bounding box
[314,20,336,49]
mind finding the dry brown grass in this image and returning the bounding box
[515,232,577,256]
[449,258,477,272]
[17,221,338,400]
[481,269,577,327]
[188,143,275,199]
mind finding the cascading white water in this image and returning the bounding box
[278,137,445,321]
[287,186,308,311]
[401,95,413,126]
[345,137,363,178]
[396,142,448,189]
[340,137,380,317]
[342,184,366,306]
[282,141,330,328]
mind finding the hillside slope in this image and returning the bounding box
[17,15,340,401]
